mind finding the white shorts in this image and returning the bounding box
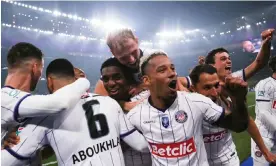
[251,137,276,166]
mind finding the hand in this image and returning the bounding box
[224,76,248,99]
[261,28,274,44]
[263,151,276,164]
[1,131,20,149]
[128,84,145,97]
[198,56,205,65]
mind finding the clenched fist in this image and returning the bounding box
[224,76,248,99]
[261,28,274,43]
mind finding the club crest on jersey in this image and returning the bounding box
[161,116,170,128]
[255,150,262,157]
[175,110,188,123]
[258,91,265,96]
[16,127,24,136]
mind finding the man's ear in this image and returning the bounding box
[142,75,150,87]
[47,76,54,94]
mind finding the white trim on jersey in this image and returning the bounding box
[17,78,90,118]
[1,93,149,166]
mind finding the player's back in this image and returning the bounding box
[50,93,125,166]
[1,86,30,141]
[1,93,126,166]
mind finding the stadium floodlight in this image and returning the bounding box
[210,34,215,37]
[32,6,37,10]
[263,21,266,23]
[68,14,73,19]
[141,41,153,45]
[185,29,200,34]
[156,31,184,38]
[220,32,224,35]
[39,8,44,11]
[91,18,101,26]
[62,13,67,17]
[246,25,251,29]
[73,15,78,20]
[53,11,61,16]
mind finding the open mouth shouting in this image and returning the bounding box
[168,79,177,91]
[225,66,232,74]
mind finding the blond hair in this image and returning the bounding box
[106,28,136,51]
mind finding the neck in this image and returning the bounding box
[5,71,32,92]
[149,93,176,110]
[272,73,276,79]
[52,79,75,93]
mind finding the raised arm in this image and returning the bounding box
[243,28,274,80]
[17,78,90,120]
[214,76,249,132]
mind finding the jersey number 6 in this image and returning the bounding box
[83,100,109,139]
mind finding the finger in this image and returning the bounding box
[7,138,19,145]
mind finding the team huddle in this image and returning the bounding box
[1,28,275,166]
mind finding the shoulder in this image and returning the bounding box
[128,99,149,118]
[256,77,273,89]
[178,91,212,103]
[84,93,120,107]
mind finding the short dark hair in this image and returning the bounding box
[189,64,217,85]
[46,58,75,78]
[205,47,229,64]
[100,57,134,83]
[140,51,168,76]
[268,56,276,73]
[7,42,43,68]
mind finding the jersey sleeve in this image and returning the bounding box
[16,78,90,121]
[255,81,273,101]
[1,116,52,165]
[118,104,149,152]
[191,93,225,124]
[185,76,192,89]
[231,69,246,81]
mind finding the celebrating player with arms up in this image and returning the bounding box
[126,51,249,166]
[189,64,276,166]
[1,43,90,146]
[1,58,148,166]
[252,56,276,166]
